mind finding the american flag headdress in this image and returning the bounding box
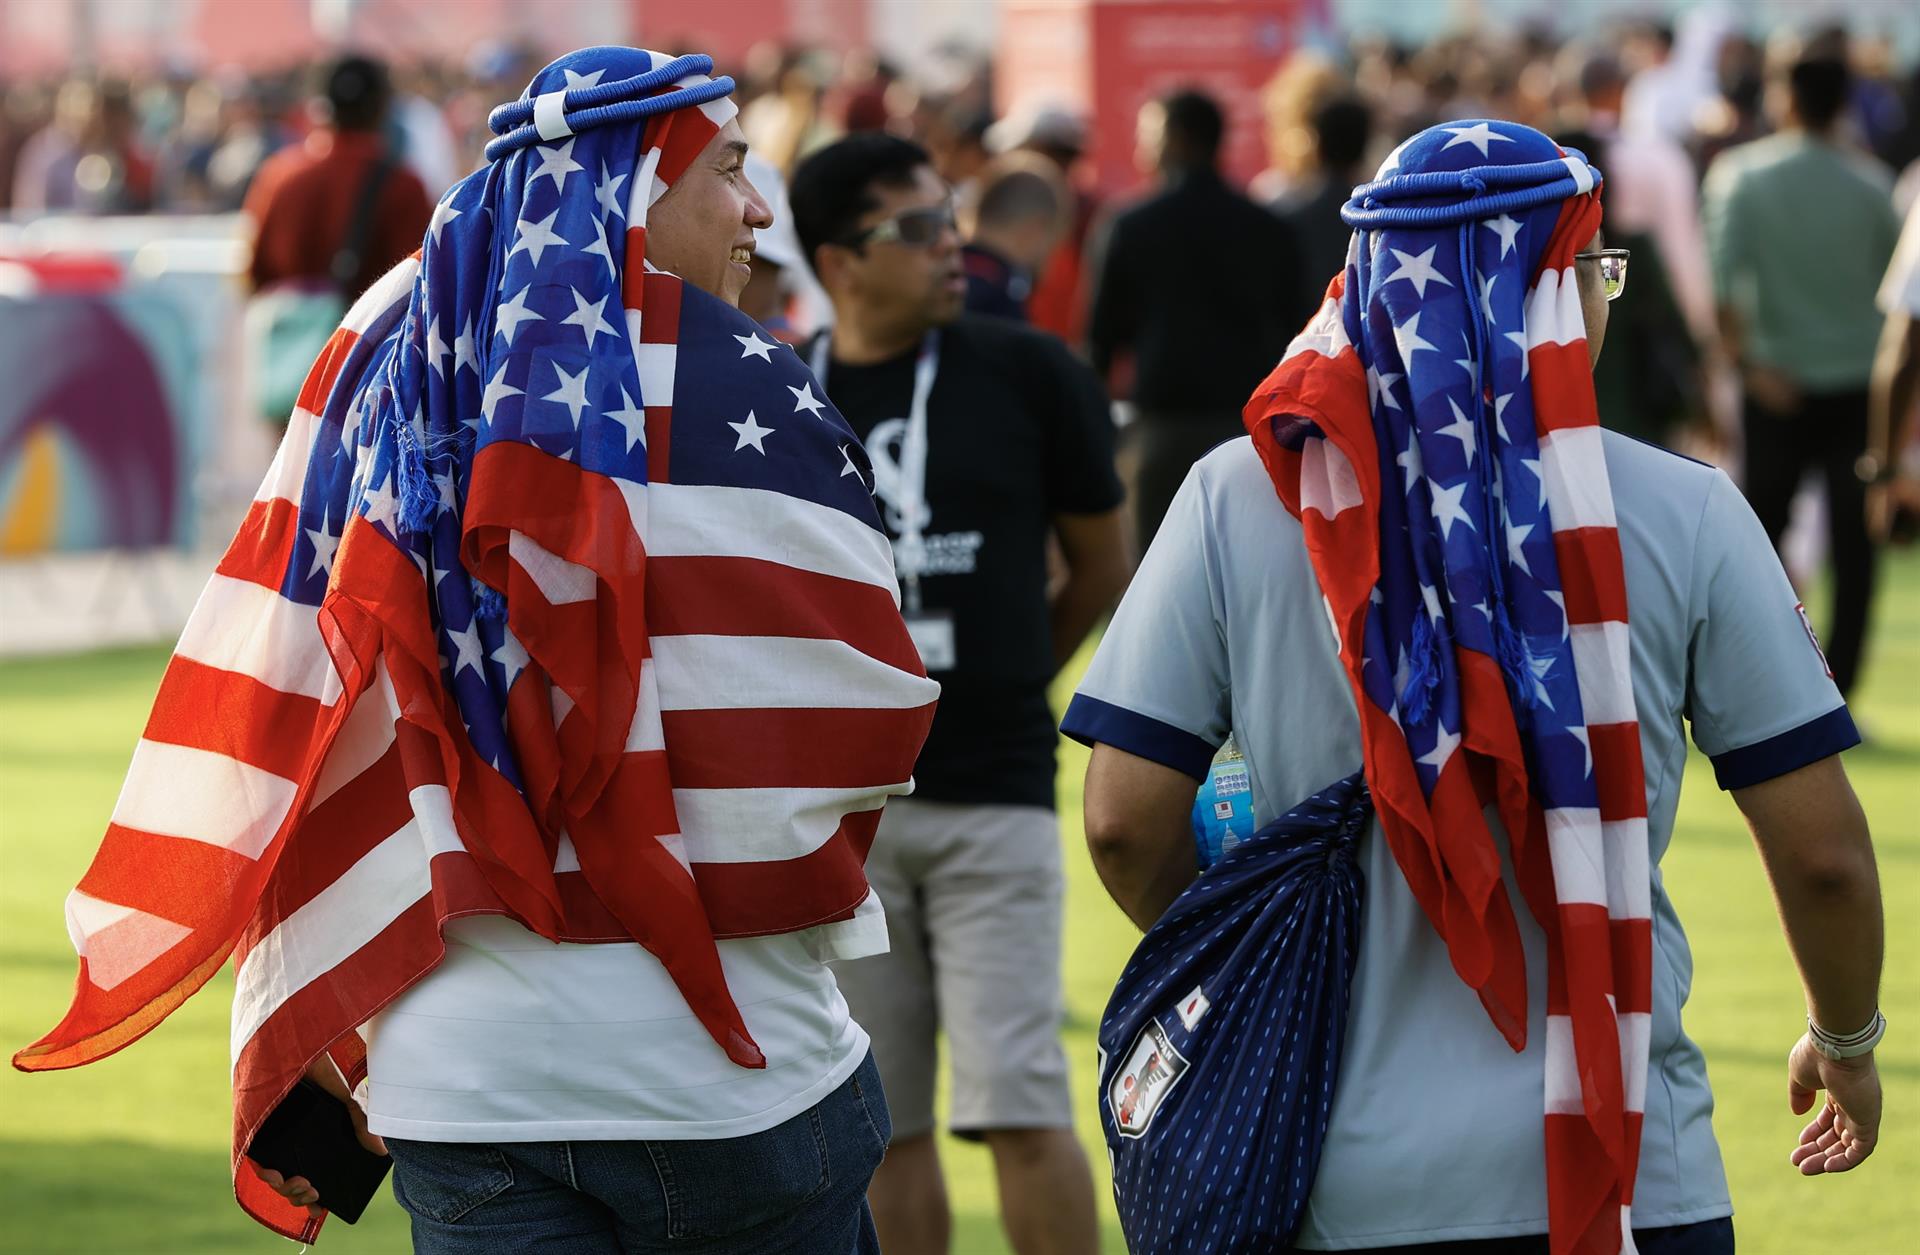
[1242,120,1651,1255]
[15,46,937,1242]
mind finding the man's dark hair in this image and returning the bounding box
[1788,54,1851,133]
[1311,94,1373,177]
[1160,89,1225,169]
[976,166,1061,231]
[324,54,392,132]
[789,133,932,273]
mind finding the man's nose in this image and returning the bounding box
[743,181,775,230]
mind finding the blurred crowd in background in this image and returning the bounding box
[4,11,1919,688]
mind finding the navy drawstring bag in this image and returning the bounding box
[1097,770,1370,1254]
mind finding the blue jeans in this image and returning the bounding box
[384,1053,890,1254]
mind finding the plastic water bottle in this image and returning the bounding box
[1192,735,1255,869]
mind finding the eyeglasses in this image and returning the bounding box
[1574,248,1631,302]
[841,203,957,250]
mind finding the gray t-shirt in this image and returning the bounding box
[1064,432,1856,1247]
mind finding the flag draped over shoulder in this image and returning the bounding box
[14,46,937,1242]
[1242,121,1652,1255]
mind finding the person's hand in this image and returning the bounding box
[1743,364,1802,416]
[247,1055,388,1217]
[1866,472,1920,545]
[1787,1033,1881,1175]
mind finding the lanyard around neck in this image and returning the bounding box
[811,330,941,611]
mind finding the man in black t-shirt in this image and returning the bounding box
[791,134,1127,1255]
[1087,88,1310,556]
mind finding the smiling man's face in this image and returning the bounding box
[646,118,775,306]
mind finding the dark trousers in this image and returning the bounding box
[1130,411,1248,559]
[1742,388,1876,697]
[1328,1215,1733,1254]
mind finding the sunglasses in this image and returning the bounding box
[1574,248,1631,302]
[841,203,957,250]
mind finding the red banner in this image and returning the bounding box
[999,0,1309,197]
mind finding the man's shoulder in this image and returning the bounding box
[1704,133,1793,191]
[945,312,1079,373]
[247,143,318,206]
[1186,436,1299,540]
[1601,429,1721,494]
[1602,430,1731,578]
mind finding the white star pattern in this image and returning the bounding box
[582,215,616,278]
[1383,245,1454,298]
[1504,330,1530,376]
[448,618,485,677]
[543,361,592,427]
[1528,650,1556,710]
[562,68,606,91]
[734,331,777,362]
[594,160,628,220]
[1428,478,1475,541]
[495,285,544,345]
[1367,366,1404,411]
[1376,136,1413,177]
[492,629,531,689]
[1494,393,1515,443]
[561,288,617,346]
[1417,725,1462,770]
[1393,310,1438,361]
[1453,330,1480,391]
[361,467,401,534]
[423,315,450,377]
[454,315,480,376]
[1569,725,1594,777]
[481,362,523,426]
[1440,122,1514,157]
[1477,270,1499,324]
[1396,438,1424,494]
[304,509,340,578]
[604,385,647,453]
[428,200,463,245]
[1522,456,1547,510]
[788,381,826,419]
[530,139,584,194]
[508,209,569,266]
[1545,589,1570,641]
[432,468,458,515]
[729,410,774,453]
[1420,581,1445,621]
[840,444,861,477]
[1436,397,1478,465]
[1484,214,1522,258]
[1504,507,1535,576]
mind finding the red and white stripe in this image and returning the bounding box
[1531,257,1651,1255]
[19,65,936,1244]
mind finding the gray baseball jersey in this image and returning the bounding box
[1064,431,1855,1246]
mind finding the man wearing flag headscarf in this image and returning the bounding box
[1067,120,1884,1254]
[14,47,937,1253]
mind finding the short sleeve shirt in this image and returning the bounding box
[1062,432,1856,1246]
[813,315,1122,808]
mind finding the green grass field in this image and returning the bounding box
[2,553,1916,1254]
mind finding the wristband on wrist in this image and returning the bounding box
[1807,1009,1886,1060]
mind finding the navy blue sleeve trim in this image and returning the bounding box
[1060,694,1220,781]
[1709,705,1861,791]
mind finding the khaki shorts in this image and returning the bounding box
[830,798,1073,1141]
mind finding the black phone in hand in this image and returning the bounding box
[246,1079,392,1224]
